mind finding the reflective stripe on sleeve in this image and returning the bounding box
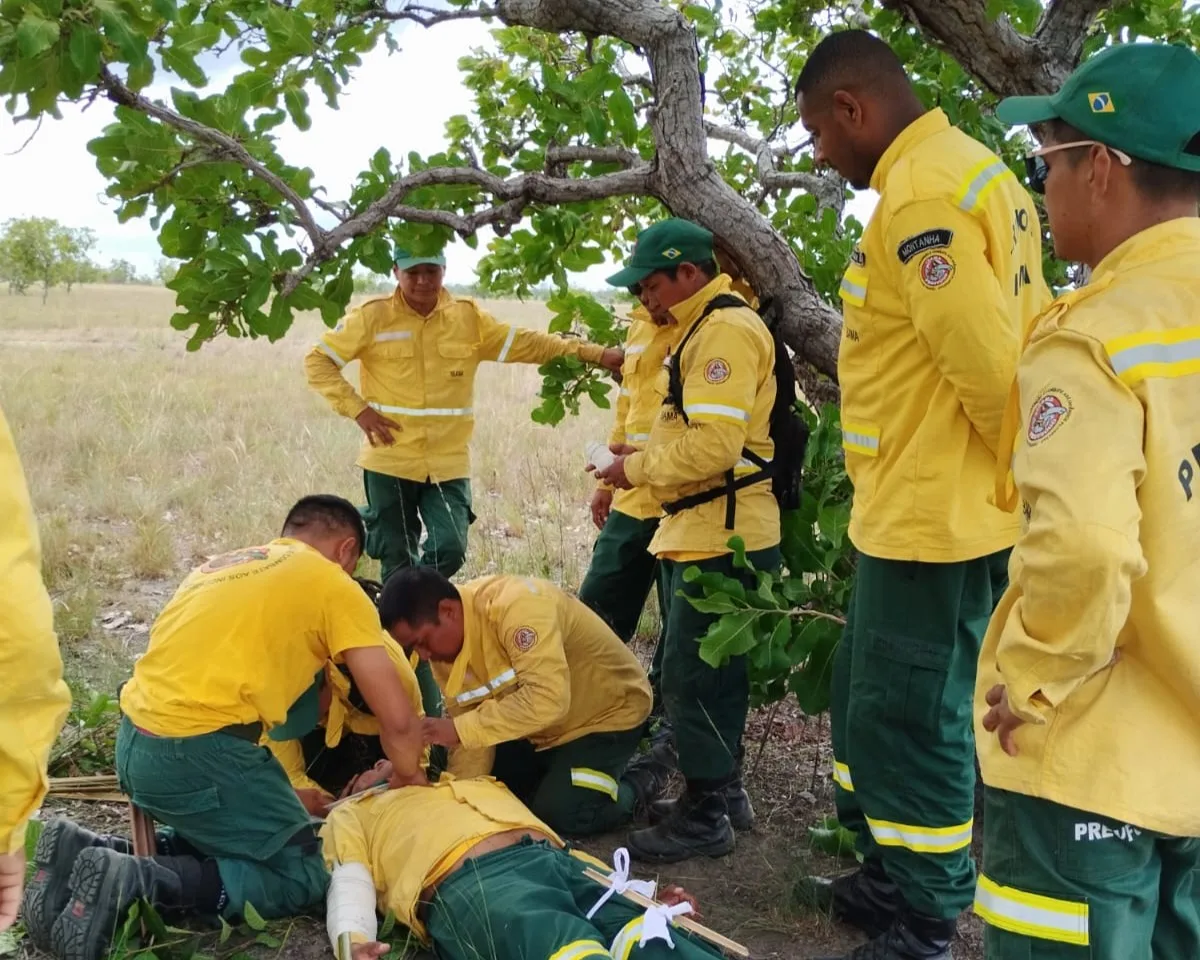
[570,767,620,801]
[317,342,348,369]
[497,325,518,363]
[454,668,517,705]
[955,158,1014,213]
[841,421,880,457]
[683,403,750,423]
[549,938,610,960]
[865,815,973,853]
[832,760,854,793]
[608,918,645,960]
[974,874,1090,946]
[840,265,868,307]
[1105,327,1200,386]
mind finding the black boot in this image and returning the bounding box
[648,778,754,831]
[627,779,734,863]
[623,752,673,814]
[816,907,956,960]
[793,858,901,938]
[644,718,678,770]
[50,848,218,960]
[22,820,135,950]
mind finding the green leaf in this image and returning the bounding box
[609,87,638,147]
[817,501,849,548]
[698,611,759,667]
[152,0,177,22]
[284,87,311,131]
[254,932,282,949]
[242,901,267,931]
[683,591,741,616]
[581,103,606,143]
[97,2,146,63]
[16,10,60,58]
[789,619,841,715]
[379,910,396,939]
[808,817,858,861]
[67,27,102,78]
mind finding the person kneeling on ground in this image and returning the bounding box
[380,568,662,836]
[21,495,426,960]
[324,763,722,960]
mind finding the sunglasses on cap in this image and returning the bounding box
[1024,140,1133,194]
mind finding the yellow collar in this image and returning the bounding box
[1091,217,1200,283]
[668,274,737,330]
[393,286,453,319]
[870,109,950,193]
[443,584,482,700]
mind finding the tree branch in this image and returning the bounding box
[1035,0,1110,65]
[352,1,498,27]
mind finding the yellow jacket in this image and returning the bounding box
[838,108,1051,562]
[320,776,562,942]
[602,306,683,521]
[433,576,651,775]
[266,640,427,791]
[120,539,385,737]
[624,275,779,558]
[976,218,1200,836]
[305,288,607,483]
[0,409,70,855]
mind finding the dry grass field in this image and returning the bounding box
[0,283,983,960]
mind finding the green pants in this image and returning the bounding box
[978,787,1200,959]
[427,838,723,960]
[362,470,476,718]
[660,546,781,783]
[114,717,326,920]
[578,509,667,702]
[830,551,1009,918]
[489,727,644,836]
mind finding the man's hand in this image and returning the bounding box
[659,884,701,919]
[0,850,25,932]
[295,787,335,818]
[598,348,624,373]
[351,941,390,960]
[981,684,1025,757]
[593,455,632,490]
[421,717,461,748]
[355,408,401,447]
[589,488,613,530]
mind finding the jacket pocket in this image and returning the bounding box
[371,334,415,361]
[862,629,952,734]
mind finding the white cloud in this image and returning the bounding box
[0,15,876,288]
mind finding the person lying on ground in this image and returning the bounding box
[323,762,720,960]
[380,568,664,836]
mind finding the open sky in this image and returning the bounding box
[0,7,876,288]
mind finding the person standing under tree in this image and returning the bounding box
[0,407,70,934]
[976,42,1200,960]
[305,246,623,717]
[793,30,1050,960]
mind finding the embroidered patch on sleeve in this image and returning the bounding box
[512,626,538,652]
[1027,389,1073,444]
[919,251,956,289]
[897,229,954,264]
[704,358,731,384]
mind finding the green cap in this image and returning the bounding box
[393,247,447,271]
[996,42,1200,172]
[606,218,715,287]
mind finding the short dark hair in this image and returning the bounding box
[378,567,460,630]
[1046,119,1200,202]
[794,29,909,101]
[281,494,366,553]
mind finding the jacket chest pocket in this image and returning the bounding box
[371,331,416,362]
[436,340,475,380]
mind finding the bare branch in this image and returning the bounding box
[704,121,793,158]
[546,145,641,167]
[354,1,498,27]
[1036,0,1110,64]
[96,67,325,248]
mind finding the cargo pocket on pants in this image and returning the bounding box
[863,630,952,734]
[132,785,222,821]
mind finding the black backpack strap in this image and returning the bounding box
[664,294,747,422]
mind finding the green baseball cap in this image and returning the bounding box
[393,246,447,271]
[996,42,1200,172]
[606,218,715,287]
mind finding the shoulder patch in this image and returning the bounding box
[1027,389,1073,445]
[897,229,954,265]
[200,546,271,574]
[512,626,538,652]
[851,247,866,267]
[919,251,956,289]
[704,358,731,384]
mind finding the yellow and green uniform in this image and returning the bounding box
[320,776,723,960]
[116,539,386,918]
[305,287,606,716]
[431,575,652,835]
[621,274,780,785]
[974,218,1200,957]
[830,107,1050,919]
[0,408,70,858]
[266,641,428,795]
[578,306,682,703]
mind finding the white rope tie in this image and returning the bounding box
[585,847,657,919]
[640,901,694,949]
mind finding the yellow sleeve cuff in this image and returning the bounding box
[624,452,648,487]
[579,343,606,364]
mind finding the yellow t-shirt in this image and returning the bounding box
[121,538,384,737]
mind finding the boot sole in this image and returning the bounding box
[50,851,128,960]
[627,833,735,864]
[648,805,753,832]
[22,821,88,950]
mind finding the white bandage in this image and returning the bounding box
[585,847,657,920]
[326,862,378,960]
